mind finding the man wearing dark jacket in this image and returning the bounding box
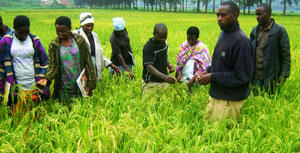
[250,3,290,94]
[197,2,254,122]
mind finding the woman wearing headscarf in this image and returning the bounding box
[38,16,96,101]
[109,17,135,79]
[73,12,120,81]
[176,26,211,90]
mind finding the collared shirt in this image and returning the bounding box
[255,21,273,79]
[143,38,168,83]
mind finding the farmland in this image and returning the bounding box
[0,9,300,152]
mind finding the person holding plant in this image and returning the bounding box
[73,12,120,82]
[142,23,175,95]
[37,16,96,101]
[109,17,135,79]
[176,26,211,91]
[197,2,254,122]
[0,15,49,111]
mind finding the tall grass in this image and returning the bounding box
[0,9,299,152]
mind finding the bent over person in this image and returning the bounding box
[142,23,175,96]
[73,12,120,81]
[197,2,254,122]
[250,3,290,94]
[38,16,96,101]
[109,17,135,79]
[0,15,49,110]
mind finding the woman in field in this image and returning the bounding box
[37,16,96,101]
[176,26,211,90]
[73,12,120,82]
[0,15,49,112]
[109,17,135,79]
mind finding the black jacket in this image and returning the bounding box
[250,19,290,91]
[207,22,254,101]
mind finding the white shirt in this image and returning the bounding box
[11,34,35,90]
[182,58,194,83]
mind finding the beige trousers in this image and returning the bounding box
[206,96,244,122]
[142,81,170,97]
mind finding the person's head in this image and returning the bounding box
[55,16,72,40]
[0,16,4,36]
[13,15,30,42]
[153,23,168,45]
[256,3,272,26]
[187,26,199,46]
[112,17,125,36]
[217,2,239,31]
[80,12,94,35]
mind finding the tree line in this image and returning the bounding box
[74,0,298,15]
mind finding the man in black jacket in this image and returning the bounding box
[197,2,254,122]
[250,4,290,94]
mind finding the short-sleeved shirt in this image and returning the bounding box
[11,34,35,90]
[143,38,168,83]
[110,29,133,66]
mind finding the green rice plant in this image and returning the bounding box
[0,9,299,152]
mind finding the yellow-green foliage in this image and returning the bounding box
[0,9,300,152]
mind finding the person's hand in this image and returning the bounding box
[188,76,196,87]
[87,88,91,95]
[168,64,175,73]
[126,71,135,80]
[197,73,211,85]
[37,79,48,87]
[196,71,208,82]
[177,71,183,83]
[110,64,121,74]
[164,75,176,84]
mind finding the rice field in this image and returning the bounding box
[0,9,300,152]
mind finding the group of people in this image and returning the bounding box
[0,2,290,122]
[141,2,290,122]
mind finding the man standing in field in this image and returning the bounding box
[142,23,175,96]
[0,16,14,40]
[196,2,254,122]
[250,4,290,94]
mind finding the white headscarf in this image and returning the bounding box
[80,12,94,26]
[112,17,125,31]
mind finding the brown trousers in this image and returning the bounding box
[206,96,244,122]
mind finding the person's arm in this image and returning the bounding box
[278,27,291,83]
[0,40,6,94]
[199,38,254,87]
[110,36,134,78]
[146,64,175,84]
[167,60,174,73]
[82,39,97,91]
[176,70,183,83]
[38,40,59,86]
[36,38,49,76]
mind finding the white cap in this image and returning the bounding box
[80,12,94,26]
[112,17,125,31]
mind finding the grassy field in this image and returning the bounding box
[0,9,300,152]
